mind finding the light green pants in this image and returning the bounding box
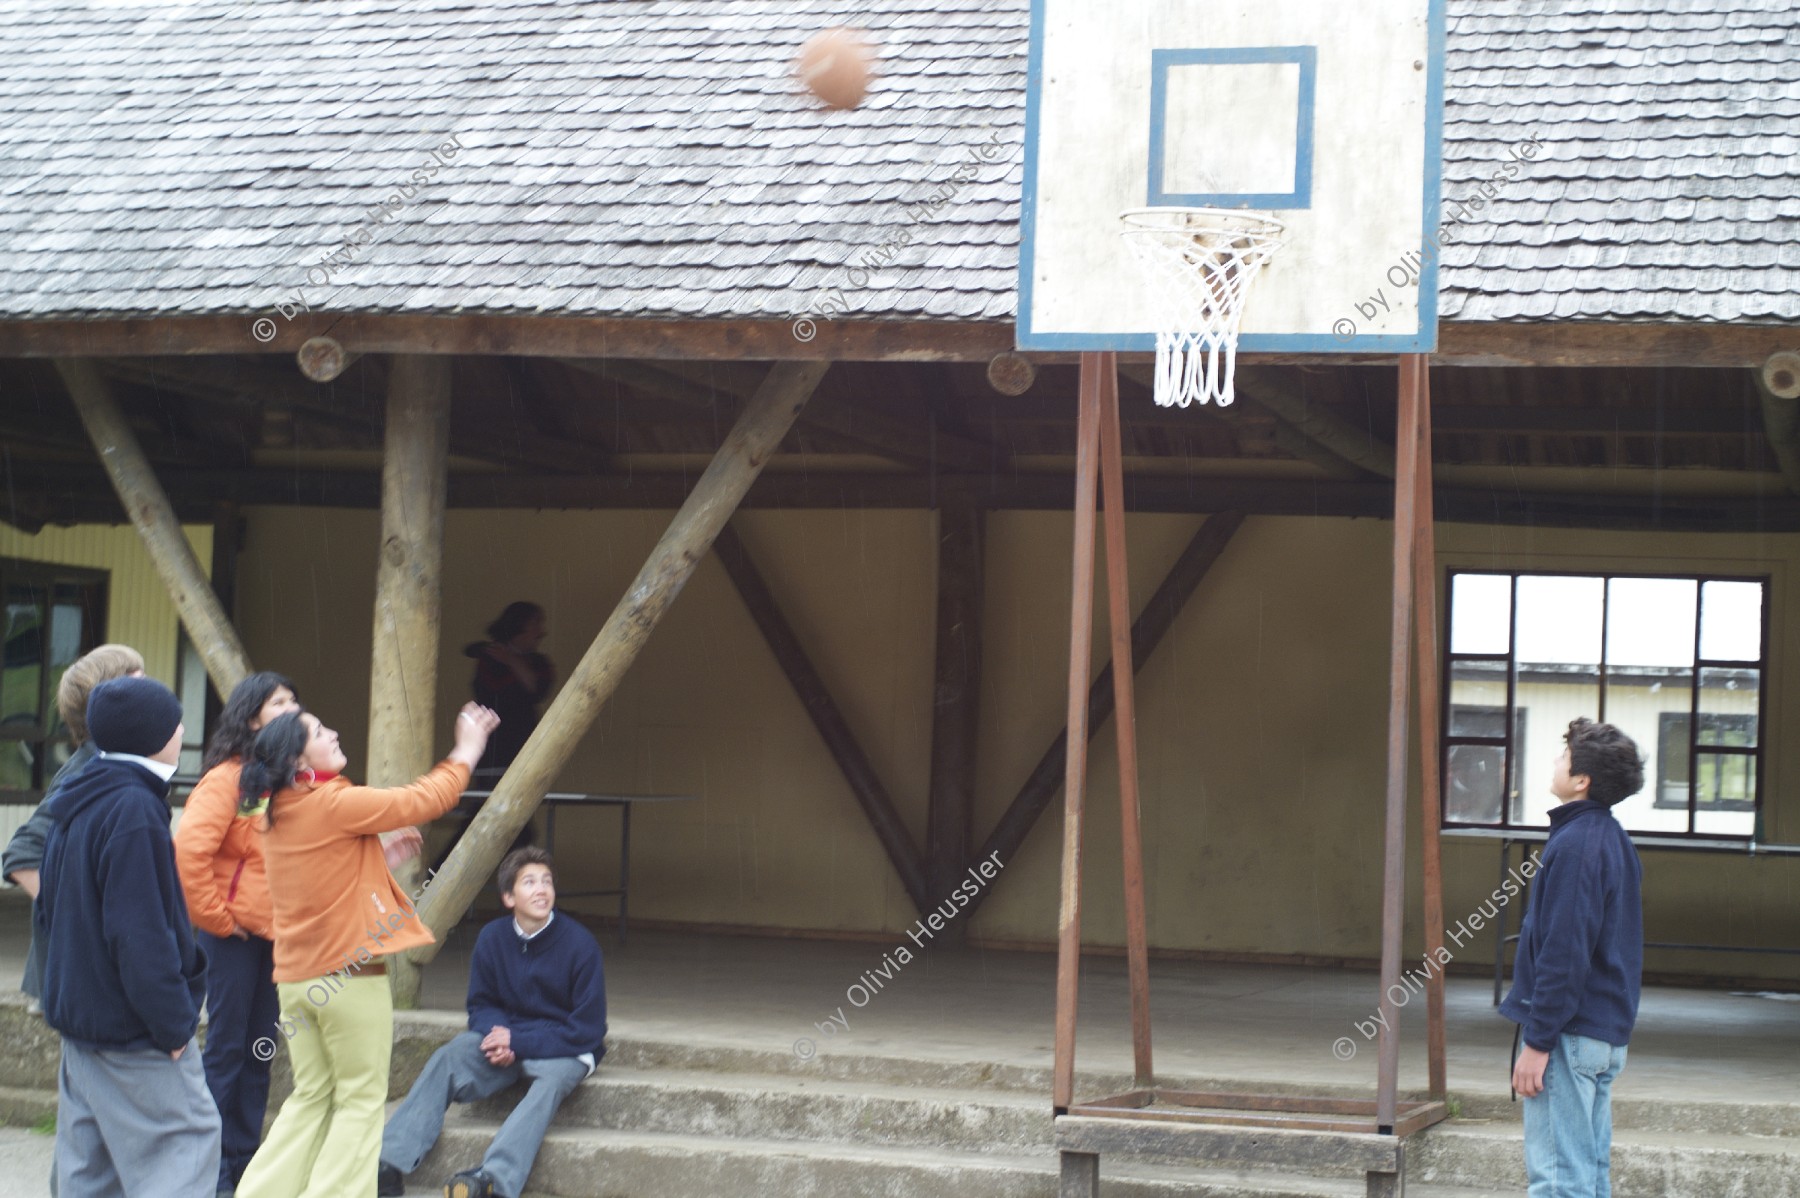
[238,973,393,1198]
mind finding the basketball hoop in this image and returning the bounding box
[1119,207,1284,408]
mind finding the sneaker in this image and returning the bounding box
[377,1162,405,1197]
[444,1168,498,1198]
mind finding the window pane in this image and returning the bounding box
[1699,581,1762,663]
[175,635,208,778]
[1606,577,1696,668]
[1449,660,1508,736]
[1699,667,1758,747]
[1510,581,1600,827]
[1515,575,1603,666]
[1611,670,1694,835]
[1450,573,1512,654]
[1695,753,1757,835]
[1446,744,1506,824]
[45,596,86,742]
[1,583,48,791]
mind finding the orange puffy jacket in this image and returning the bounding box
[174,760,274,941]
[260,761,469,984]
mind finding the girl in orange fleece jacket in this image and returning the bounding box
[173,671,299,1195]
[235,701,499,1198]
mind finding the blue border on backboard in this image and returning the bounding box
[1017,0,1445,354]
[1147,46,1316,210]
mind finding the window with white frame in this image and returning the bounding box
[1442,571,1767,838]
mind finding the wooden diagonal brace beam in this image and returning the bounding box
[56,358,252,696]
[1236,367,1397,479]
[410,361,830,955]
[712,522,930,912]
[964,508,1246,921]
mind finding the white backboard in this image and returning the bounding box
[1018,0,1445,353]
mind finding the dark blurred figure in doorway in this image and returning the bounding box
[465,602,553,771]
[436,603,553,875]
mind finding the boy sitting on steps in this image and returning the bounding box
[380,848,607,1198]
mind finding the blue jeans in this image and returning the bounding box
[198,930,280,1190]
[1522,1031,1628,1198]
[380,1031,589,1198]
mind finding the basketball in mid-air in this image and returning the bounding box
[796,27,873,110]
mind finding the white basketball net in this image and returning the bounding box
[1119,208,1284,408]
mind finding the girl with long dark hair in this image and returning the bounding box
[173,670,299,1195]
[235,701,498,1198]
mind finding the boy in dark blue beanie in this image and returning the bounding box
[36,675,222,1196]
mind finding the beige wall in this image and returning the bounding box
[208,507,1800,984]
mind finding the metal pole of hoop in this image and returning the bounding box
[1053,352,1107,1111]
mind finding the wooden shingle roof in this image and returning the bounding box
[0,0,1792,328]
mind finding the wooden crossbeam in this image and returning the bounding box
[16,465,1800,532]
[3,315,1797,367]
[102,355,606,475]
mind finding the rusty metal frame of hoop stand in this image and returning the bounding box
[1051,352,1448,1143]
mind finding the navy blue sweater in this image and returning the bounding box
[1500,799,1643,1050]
[36,758,207,1052]
[467,912,607,1062]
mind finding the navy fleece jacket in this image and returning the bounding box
[35,758,207,1052]
[1500,799,1643,1050]
[467,912,607,1062]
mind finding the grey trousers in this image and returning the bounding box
[56,1038,222,1198]
[380,1031,588,1198]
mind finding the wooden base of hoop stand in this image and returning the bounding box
[1053,353,1449,1197]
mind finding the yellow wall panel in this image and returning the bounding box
[220,505,1800,983]
[0,522,211,686]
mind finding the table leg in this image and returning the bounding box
[1493,838,1509,1006]
[619,801,632,944]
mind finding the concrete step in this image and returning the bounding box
[468,1063,1053,1155]
[421,1118,1562,1198]
[466,1058,1800,1197]
[1453,1091,1800,1138]
[1411,1119,1800,1198]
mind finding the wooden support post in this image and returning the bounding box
[926,499,984,931]
[55,358,252,696]
[411,361,830,956]
[712,522,929,912]
[1376,356,1424,1131]
[1409,355,1448,1101]
[367,356,452,1010]
[1097,359,1154,1089]
[965,509,1245,921]
[1054,352,1106,1112]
